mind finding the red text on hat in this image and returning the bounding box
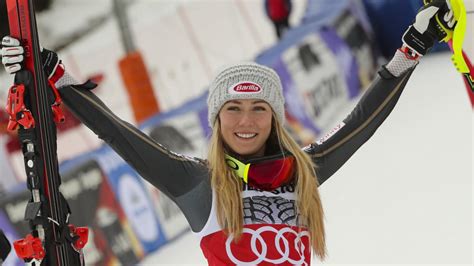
[229,82,262,94]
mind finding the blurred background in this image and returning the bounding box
[0,0,472,265]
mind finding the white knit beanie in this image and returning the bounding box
[207,62,285,127]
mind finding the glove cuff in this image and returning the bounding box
[385,48,419,77]
[56,71,79,89]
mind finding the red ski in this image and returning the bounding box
[5,0,88,265]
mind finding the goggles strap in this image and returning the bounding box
[225,154,250,183]
[243,164,250,183]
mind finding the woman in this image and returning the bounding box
[0,1,455,264]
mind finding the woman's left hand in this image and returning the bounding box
[402,0,456,56]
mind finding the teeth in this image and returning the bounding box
[236,133,257,139]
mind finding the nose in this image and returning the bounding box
[237,111,255,126]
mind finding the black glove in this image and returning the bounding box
[41,47,61,79]
[402,0,456,56]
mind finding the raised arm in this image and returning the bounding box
[60,83,205,195]
[0,39,212,232]
[305,0,456,186]
[305,58,415,185]
[58,82,212,231]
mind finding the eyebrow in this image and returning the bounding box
[226,100,267,104]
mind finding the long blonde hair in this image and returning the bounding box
[207,115,327,260]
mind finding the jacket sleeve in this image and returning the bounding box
[58,84,212,232]
[304,66,415,186]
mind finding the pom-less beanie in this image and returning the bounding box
[207,62,285,127]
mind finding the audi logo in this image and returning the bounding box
[225,226,310,265]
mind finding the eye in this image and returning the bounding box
[226,105,240,111]
[253,105,267,111]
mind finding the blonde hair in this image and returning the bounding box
[207,115,327,260]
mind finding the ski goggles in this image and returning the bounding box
[225,152,296,191]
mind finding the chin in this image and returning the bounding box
[233,146,264,158]
[236,150,257,156]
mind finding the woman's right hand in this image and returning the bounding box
[1,36,81,89]
[1,36,66,81]
[1,36,24,74]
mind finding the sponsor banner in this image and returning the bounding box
[0,159,143,265]
[331,7,378,89]
[61,159,141,265]
[281,31,351,132]
[319,28,360,98]
[257,28,356,144]
[273,59,320,145]
[93,147,167,255]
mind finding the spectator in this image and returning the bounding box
[265,0,292,39]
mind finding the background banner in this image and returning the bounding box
[61,159,141,265]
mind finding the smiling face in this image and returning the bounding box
[218,99,273,158]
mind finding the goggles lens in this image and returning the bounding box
[225,153,295,191]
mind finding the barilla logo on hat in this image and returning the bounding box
[228,82,262,94]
